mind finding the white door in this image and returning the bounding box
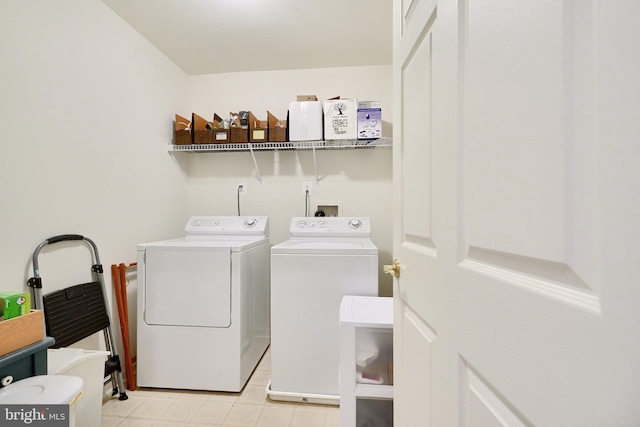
[392,1,640,426]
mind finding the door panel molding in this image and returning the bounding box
[457,0,601,305]
[401,0,438,38]
[461,246,601,314]
[459,358,533,427]
[401,26,435,247]
[396,299,437,427]
[402,235,437,256]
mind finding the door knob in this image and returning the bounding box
[383,259,401,278]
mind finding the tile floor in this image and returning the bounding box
[100,349,339,427]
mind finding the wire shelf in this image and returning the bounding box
[168,138,392,153]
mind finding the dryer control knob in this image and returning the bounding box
[245,219,257,227]
[349,219,362,229]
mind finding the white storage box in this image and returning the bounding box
[324,98,358,140]
[288,101,323,141]
[48,348,110,427]
[340,296,394,427]
[0,375,83,427]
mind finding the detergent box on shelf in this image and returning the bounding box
[357,101,382,140]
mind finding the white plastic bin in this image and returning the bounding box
[0,375,83,427]
[48,348,109,427]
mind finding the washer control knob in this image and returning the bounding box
[245,219,257,227]
[193,219,202,226]
[296,220,306,228]
[349,219,362,229]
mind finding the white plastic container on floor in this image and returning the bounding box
[0,375,83,427]
[48,348,110,427]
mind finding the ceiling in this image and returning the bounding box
[101,0,393,76]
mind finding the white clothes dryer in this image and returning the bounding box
[267,217,378,405]
[137,216,270,392]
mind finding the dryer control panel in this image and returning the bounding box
[185,216,269,237]
[289,217,371,238]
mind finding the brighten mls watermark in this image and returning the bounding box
[2,405,70,426]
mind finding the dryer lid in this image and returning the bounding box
[140,236,269,252]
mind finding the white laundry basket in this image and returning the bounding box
[48,348,110,427]
[0,375,83,427]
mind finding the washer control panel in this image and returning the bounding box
[289,217,371,238]
[185,216,268,237]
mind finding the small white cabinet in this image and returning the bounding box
[340,296,393,427]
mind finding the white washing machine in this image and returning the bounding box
[267,217,378,404]
[137,216,270,392]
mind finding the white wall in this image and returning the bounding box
[0,2,393,372]
[186,66,394,295]
[0,1,188,303]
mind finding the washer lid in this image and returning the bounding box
[270,238,378,255]
[0,375,82,404]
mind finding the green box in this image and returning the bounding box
[0,292,31,320]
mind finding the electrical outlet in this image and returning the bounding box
[302,181,312,196]
[238,184,247,195]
